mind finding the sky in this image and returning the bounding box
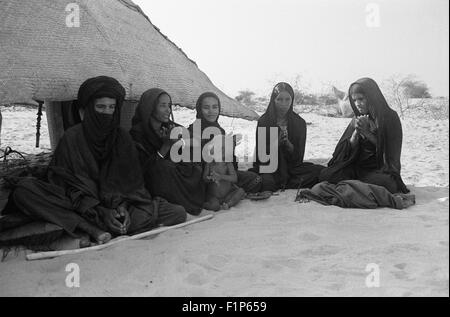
[133,0,449,98]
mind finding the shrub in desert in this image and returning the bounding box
[235,90,257,107]
[383,74,432,119]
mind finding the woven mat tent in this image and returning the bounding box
[0,0,258,148]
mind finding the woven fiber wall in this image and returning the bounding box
[0,0,259,121]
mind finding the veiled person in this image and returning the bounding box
[2,76,186,247]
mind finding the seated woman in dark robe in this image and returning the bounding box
[2,76,186,246]
[187,92,262,193]
[250,82,324,191]
[130,88,206,215]
[319,77,409,194]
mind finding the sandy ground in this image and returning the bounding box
[0,106,448,296]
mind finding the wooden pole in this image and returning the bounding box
[0,107,2,148]
[26,214,213,261]
[45,101,65,150]
[35,100,44,148]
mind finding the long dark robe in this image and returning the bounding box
[3,77,185,240]
[6,125,185,237]
[130,88,205,215]
[319,78,409,194]
[250,83,324,190]
[187,92,262,193]
[45,124,158,233]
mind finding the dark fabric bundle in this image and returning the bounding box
[321,78,408,193]
[296,180,407,210]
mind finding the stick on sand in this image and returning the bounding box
[26,214,214,261]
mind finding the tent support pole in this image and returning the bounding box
[35,100,44,148]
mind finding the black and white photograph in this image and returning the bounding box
[0,0,448,299]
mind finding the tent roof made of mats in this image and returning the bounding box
[0,0,259,120]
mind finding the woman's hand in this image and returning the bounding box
[356,115,377,145]
[160,126,179,146]
[355,115,373,137]
[159,126,180,157]
[279,128,288,143]
[279,129,294,152]
[349,128,360,148]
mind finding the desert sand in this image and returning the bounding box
[0,106,448,296]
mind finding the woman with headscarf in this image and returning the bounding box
[130,88,206,215]
[319,77,409,194]
[187,92,262,194]
[250,82,325,191]
[2,76,186,246]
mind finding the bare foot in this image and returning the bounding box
[95,232,111,245]
[79,235,91,248]
[77,220,111,244]
[220,203,230,210]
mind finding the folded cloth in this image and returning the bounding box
[296,180,415,210]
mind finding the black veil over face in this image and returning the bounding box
[77,76,126,161]
[49,76,152,210]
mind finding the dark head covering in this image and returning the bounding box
[348,78,402,173]
[259,82,295,126]
[254,82,307,185]
[186,92,227,164]
[77,76,126,161]
[348,78,392,120]
[257,82,304,146]
[192,92,225,135]
[195,92,221,119]
[130,88,177,152]
[49,76,152,211]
